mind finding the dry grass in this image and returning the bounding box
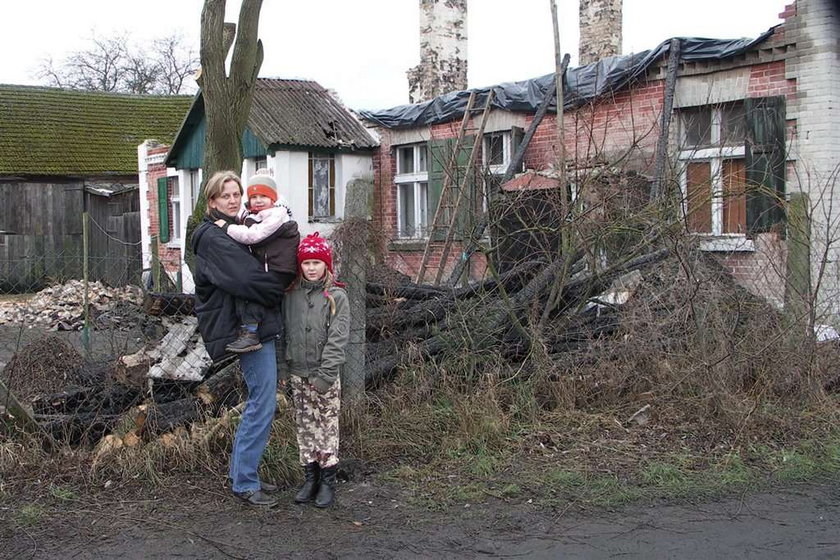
[1,236,839,509]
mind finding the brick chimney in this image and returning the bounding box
[407,0,468,104]
[579,0,623,65]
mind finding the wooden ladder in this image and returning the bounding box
[416,90,495,285]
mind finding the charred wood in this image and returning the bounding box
[31,384,141,416]
[197,361,243,409]
[35,412,122,443]
[142,292,196,316]
[141,398,203,437]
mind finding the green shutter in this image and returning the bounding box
[157,177,170,243]
[427,137,475,241]
[745,96,786,236]
[427,139,448,241]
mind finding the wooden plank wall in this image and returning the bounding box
[0,180,141,292]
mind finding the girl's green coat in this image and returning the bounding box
[278,279,350,393]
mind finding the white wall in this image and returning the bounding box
[269,149,373,238]
[787,0,840,319]
[137,141,153,270]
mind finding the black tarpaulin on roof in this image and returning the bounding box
[359,30,776,130]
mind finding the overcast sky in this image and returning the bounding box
[0,0,787,111]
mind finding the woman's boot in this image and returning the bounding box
[294,462,320,503]
[314,465,338,508]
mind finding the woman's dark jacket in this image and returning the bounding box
[191,216,284,361]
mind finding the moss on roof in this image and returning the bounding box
[0,84,193,176]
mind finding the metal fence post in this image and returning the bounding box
[82,209,91,356]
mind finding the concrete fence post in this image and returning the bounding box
[341,177,372,403]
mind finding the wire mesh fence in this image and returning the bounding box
[0,168,837,485]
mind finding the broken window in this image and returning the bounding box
[395,144,430,238]
[309,153,335,220]
[483,132,508,168]
[481,130,519,214]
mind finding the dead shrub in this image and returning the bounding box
[1,334,85,401]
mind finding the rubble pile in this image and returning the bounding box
[0,280,144,331]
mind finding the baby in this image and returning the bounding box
[217,170,300,353]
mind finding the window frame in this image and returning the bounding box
[678,103,750,245]
[394,143,430,239]
[187,168,201,209]
[482,131,512,174]
[308,152,336,221]
[168,175,182,244]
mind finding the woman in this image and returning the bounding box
[191,170,288,507]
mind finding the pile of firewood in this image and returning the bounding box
[0,280,144,331]
[364,248,669,385]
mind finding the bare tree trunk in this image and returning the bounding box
[185,0,264,271]
[1,379,51,444]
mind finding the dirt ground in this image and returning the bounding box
[2,476,838,559]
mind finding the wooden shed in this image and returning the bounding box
[0,85,192,291]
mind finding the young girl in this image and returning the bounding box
[279,232,349,508]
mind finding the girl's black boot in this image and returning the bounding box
[314,465,338,508]
[294,462,320,503]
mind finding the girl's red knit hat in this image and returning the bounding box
[297,232,333,273]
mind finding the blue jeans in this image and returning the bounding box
[229,339,277,493]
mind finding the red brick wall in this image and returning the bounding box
[372,50,797,292]
[145,146,181,275]
[716,233,787,308]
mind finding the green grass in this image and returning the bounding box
[15,504,43,526]
[640,461,688,487]
[49,485,77,501]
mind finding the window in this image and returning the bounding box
[309,153,335,219]
[188,169,201,207]
[395,144,430,238]
[169,176,181,242]
[481,131,515,212]
[483,131,510,171]
[679,102,747,236]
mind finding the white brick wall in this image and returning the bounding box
[786,0,840,319]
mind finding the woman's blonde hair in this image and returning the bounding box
[203,171,243,216]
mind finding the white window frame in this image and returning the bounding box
[188,168,201,209]
[482,131,512,174]
[169,176,182,244]
[678,104,752,251]
[395,144,429,239]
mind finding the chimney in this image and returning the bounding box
[579,0,623,65]
[407,0,468,104]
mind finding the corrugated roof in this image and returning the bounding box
[248,79,377,150]
[0,85,193,175]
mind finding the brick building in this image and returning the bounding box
[362,0,840,318]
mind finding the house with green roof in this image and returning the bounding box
[140,78,378,292]
[0,84,192,290]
